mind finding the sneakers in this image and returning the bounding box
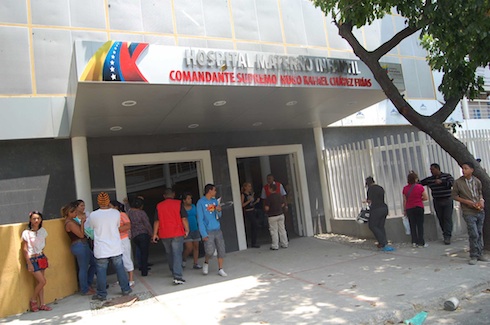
[412,243,418,248]
[173,278,186,285]
[202,263,209,275]
[421,243,429,248]
[193,263,202,269]
[444,238,451,245]
[129,281,135,287]
[478,256,489,262]
[91,294,107,301]
[218,269,228,277]
[469,258,478,265]
[122,288,133,296]
[382,246,395,252]
[270,247,279,250]
[182,260,186,268]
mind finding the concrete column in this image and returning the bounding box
[260,156,271,185]
[314,127,332,233]
[163,163,172,188]
[71,137,93,212]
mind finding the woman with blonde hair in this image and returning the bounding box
[21,211,52,312]
[403,171,429,247]
[63,202,97,295]
[241,182,261,248]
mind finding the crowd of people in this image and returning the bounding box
[24,179,290,311]
[363,161,486,266]
[23,162,485,312]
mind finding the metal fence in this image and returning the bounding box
[324,130,490,219]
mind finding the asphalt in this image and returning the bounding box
[3,235,490,325]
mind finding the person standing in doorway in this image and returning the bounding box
[419,163,454,244]
[403,171,429,248]
[241,182,261,248]
[197,184,227,277]
[128,197,153,277]
[86,192,131,301]
[452,162,487,265]
[153,188,189,285]
[260,174,288,212]
[365,177,394,252]
[264,183,289,250]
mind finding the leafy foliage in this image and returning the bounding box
[311,0,490,100]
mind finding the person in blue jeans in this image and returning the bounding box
[86,192,132,300]
[452,162,487,265]
[63,202,96,295]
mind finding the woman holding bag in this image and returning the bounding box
[403,171,429,247]
[21,211,52,312]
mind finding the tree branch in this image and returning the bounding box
[372,25,421,60]
[431,97,460,123]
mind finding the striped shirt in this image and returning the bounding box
[419,172,454,199]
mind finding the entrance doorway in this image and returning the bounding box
[113,151,214,202]
[113,151,214,264]
[237,155,300,247]
[228,145,313,251]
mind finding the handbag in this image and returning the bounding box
[356,208,370,223]
[402,216,411,235]
[402,185,416,235]
[36,255,49,269]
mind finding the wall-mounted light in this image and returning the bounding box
[252,122,263,127]
[188,124,199,129]
[110,126,123,131]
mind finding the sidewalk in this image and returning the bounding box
[3,235,490,325]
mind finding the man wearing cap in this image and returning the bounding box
[152,188,189,285]
[86,192,132,300]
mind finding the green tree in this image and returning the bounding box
[311,0,490,248]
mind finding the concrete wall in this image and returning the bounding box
[0,138,76,225]
[0,219,78,318]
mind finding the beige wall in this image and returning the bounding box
[0,219,78,318]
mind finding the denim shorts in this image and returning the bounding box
[184,230,201,242]
[28,254,48,272]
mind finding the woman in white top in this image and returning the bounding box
[21,211,52,312]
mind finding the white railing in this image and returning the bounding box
[324,130,490,220]
[467,100,490,119]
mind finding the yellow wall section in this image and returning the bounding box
[0,219,78,318]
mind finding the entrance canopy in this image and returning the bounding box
[69,41,403,137]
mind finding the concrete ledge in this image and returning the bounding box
[331,213,466,243]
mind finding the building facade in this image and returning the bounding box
[0,0,466,251]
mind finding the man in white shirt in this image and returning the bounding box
[86,192,131,300]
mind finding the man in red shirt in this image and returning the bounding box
[152,188,189,285]
[260,174,288,211]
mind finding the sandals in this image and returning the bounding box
[39,304,52,311]
[30,300,39,312]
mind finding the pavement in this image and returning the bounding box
[3,235,490,325]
